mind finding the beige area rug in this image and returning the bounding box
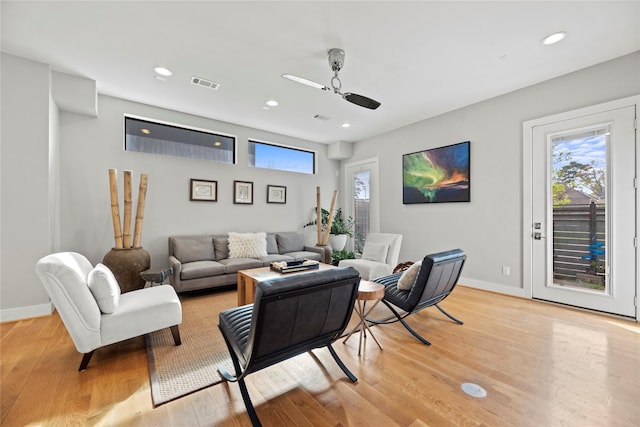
[145,288,398,406]
[145,290,236,406]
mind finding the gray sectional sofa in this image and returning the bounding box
[168,231,327,293]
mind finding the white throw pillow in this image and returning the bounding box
[397,261,422,290]
[361,241,389,263]
[228,232,268,259]
[87,263,121,313]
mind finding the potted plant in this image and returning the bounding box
[328,208,355,250]
[331,249,355,266]
[304,208,354,250]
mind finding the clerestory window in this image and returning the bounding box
[124,116,236,164]
[248,140,315,174]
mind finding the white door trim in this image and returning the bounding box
[522,95,639,320]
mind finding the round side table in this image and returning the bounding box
[343,280,385,355]
[140,266,173,287]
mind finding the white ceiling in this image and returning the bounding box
[2,1,639,144]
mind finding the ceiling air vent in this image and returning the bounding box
[313,114,330,121]
[191,76,220,90]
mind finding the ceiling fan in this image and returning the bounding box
[282,48,381,110]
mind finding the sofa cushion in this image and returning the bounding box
[397,260,422,290]
[87,263,121,314]
[180,260,226,280]
[174,236,215,263]
[266,233,279,254]
[213,236,229,261]
[276,232,304,253]
[219,258,264,274]
[284,250,322,262]
[361,241,389,264]
[259,254,295,265]
[228,232,268,259]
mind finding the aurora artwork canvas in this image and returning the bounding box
[402,141,470,204]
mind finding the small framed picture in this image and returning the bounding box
[234,180,253,204]
[190,179,217,202]
[267,185,287,204]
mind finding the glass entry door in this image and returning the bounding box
[550,128,609,292]
[531,105,636,317]
[344,158,379,253]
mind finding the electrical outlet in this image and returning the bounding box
[502,266,510,276]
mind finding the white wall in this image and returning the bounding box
[2,51,638,320]
[1,53,55,319]
[347,52,640,296]
[1,54,340,320]
[58,96,339,268]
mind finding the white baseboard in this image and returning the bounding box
[0,301,54,322]
[459,276,526,298]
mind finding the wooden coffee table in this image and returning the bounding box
[237,263,336,305]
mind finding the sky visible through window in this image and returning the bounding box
[552,132,607,199]
[553,135,606,169]
[252,142,314,174]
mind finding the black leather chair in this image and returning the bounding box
[217,267,361,427]
[369,249,466,346]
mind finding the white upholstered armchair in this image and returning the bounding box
[339,233,403,280]
[35,252,182,371]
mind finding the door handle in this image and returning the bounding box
[533,232,545,240]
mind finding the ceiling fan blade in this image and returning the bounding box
[282,73,329,91]
[343,92,381,110]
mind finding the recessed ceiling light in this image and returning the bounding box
[341,123,351,128]
[213,141,222,146]
[266,100,279,107]
[153,66,173,77]
[140,128,151,134]
[542,31,566,45]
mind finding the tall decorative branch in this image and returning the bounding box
[123,170,132,248]
[132,174,148,248]
[316,187,322,245]
[108,169,124,248]
[321,190,338,246]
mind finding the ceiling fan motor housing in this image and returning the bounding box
[328,48,345,72]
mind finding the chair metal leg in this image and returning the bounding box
[327,344,358,383]
[217,333,262,426]
[170,325,182,345]
[78,351,94,371]
[435,303,464,324]
[217,335,244,382]
[398,317,432,346]
[381,300,432,346]
[237,377,262,427]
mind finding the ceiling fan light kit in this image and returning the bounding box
[283,48,381,110]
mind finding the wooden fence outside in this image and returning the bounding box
[553,202,606,282]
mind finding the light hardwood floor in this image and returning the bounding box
[2,285,639,426]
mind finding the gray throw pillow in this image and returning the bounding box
[214,236,229,261]
[276,232,304,253]
[266,233,278,254]
[174,236,215,263]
